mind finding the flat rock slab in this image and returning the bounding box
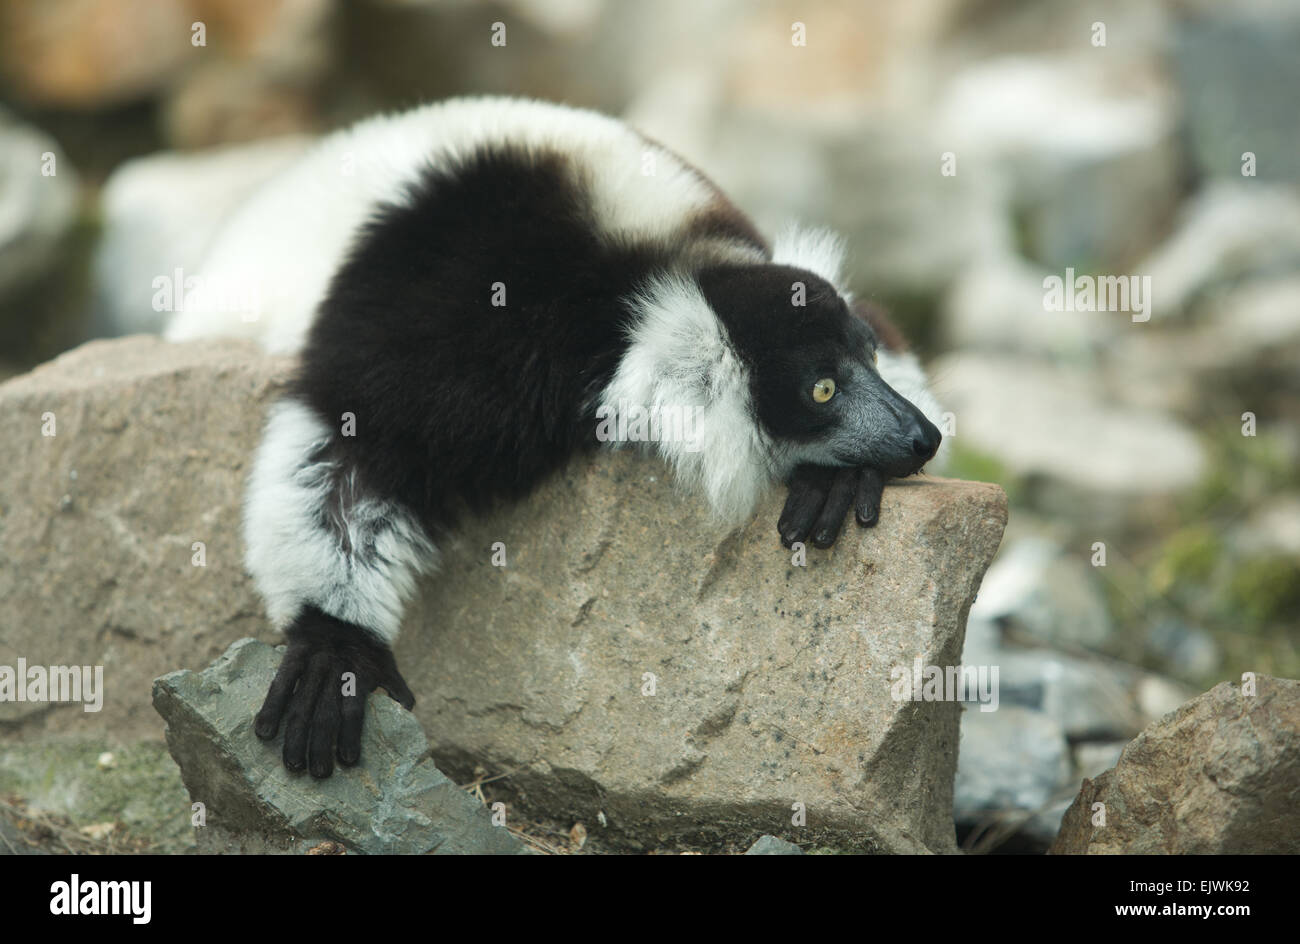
[1051,676,1300,854]
[152,637,526,854]
[3,336,1008,853]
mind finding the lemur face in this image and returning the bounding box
[698,264,941,478]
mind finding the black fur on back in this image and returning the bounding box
[295,145,699,539]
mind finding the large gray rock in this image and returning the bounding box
[0,107,79,303]
[1137,182,1300,317]
[936,56,1181,270]
[953,705,1073,850]
[744,834,804,855]
[2,335,1007,852]
[1051,676,1300,854]
[153,637,525,854]
[92,138,311,338]
[932,353,1206,499]
[968,538,1113,652]
[1172,2,1300,185]
[0,337,293,738]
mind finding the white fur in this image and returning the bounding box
[771,225,848,290]
[877,348,950,469]
[598,272,949,526]
[598,273,776,527]
[165,96,728,354]
[243,400,437,642]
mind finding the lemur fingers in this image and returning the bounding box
[854,467,885,527]
[779,464,836,548]
[810,468,857,548]
[254,606,416,778]
[779,463,889,549]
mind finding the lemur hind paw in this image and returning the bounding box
[778,464,887,550]
[254,606,415,779]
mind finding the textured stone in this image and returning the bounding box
[152,638,525,854]
[744,835,804,855]
[399,452,1007,853]
[0,337,293,738]
[2,335,1008,852]
[1051,676,1300,854]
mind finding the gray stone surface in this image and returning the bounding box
[744,835,804,855]
[1051,676,1300,854]
[3,335,1008,852]
[932,353,1206,497]
[954,706,1071,821]
[0,336,294,738]
[1137,182,1300,317]
[968,538,1113,651]
[93,138,311,338]
[1173,3,1300,185]
[0,106,79,303]
[399,452,1007,854]
[936,56,1181,270]
[153,637,526,855]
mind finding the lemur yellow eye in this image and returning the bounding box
[871,348,879,365]
[812,378,836,403]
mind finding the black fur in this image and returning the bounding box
[295,146,668,541]
[297,144,650,540]
[698,264,875,446]
[255,141,937,775]
[254,605,414,778]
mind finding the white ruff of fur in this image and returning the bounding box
[876,348,950,470]
[243,400,438,643]
[599,274,775,528]
[771,225,848,290]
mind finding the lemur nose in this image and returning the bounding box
[909,418,942,460]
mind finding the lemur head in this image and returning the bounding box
[698,263,941,478]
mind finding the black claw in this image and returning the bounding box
[855,467,886,529]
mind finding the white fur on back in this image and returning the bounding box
[164,96,723,354]
[243,399,437,642]
[771,225,847,290]
[598,273,774,527]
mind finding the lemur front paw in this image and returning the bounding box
[254,606,415,779]
[778,463,887,549]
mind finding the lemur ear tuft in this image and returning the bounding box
[771,225,846,289]
[851,298,909,354]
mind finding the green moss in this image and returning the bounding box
[1226,554,1300,626]
[943,441,1020,501]
[1148,525,1222,597]
[0,738,192,853]
[1183,429,1300,520]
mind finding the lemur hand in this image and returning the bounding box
[778,463,886,549]
[254,606,415,778]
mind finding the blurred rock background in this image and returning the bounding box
[1,0,1297,852]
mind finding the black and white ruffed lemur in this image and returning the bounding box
[165,97,945,778]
